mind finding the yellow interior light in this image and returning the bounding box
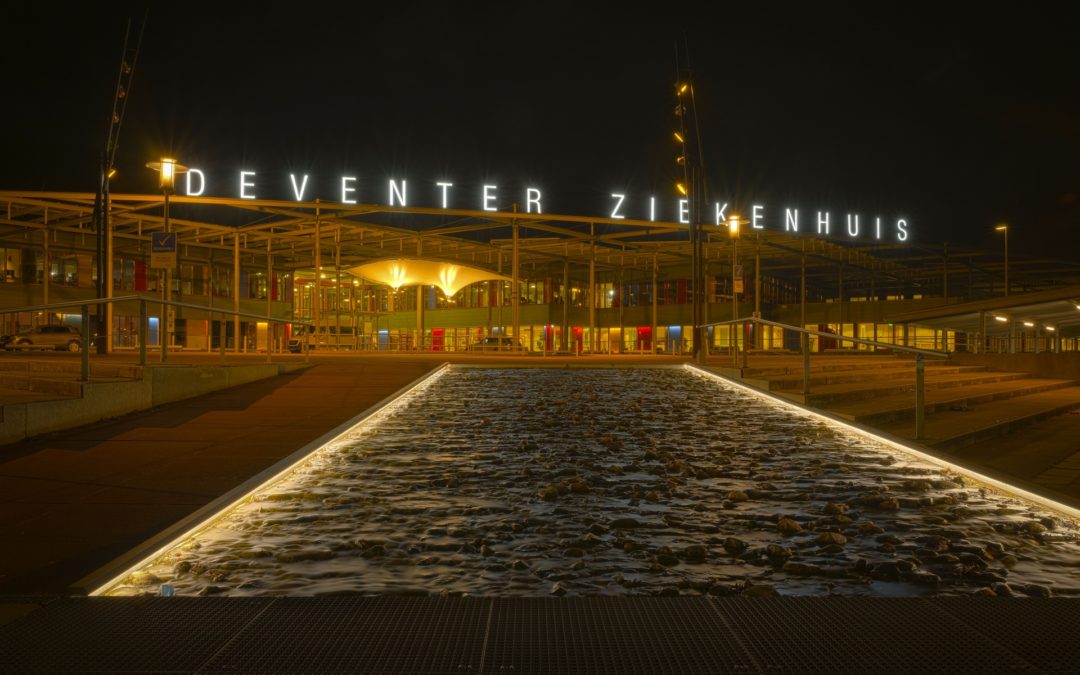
[677,83,689,95]
[674,131,685,144]
[675,182,688,196]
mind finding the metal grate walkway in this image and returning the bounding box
[1,596,1077,673]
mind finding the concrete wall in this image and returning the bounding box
[951,352,1080,381]
[0,363,309,446]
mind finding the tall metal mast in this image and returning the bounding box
[93,13,147,353]
[673,40,709,362]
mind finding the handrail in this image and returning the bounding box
[703,315,941,440]
[0,295,313,328]
[1,294,314,376]
[703,316,949,359]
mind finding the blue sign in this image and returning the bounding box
[151,232,177,252]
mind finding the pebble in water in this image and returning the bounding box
[108,368,1080,598]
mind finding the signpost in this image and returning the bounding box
[150,231,176,269]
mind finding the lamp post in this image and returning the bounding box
[729,213,741,367]
[995,224,1008,296]
[146,158,187,362]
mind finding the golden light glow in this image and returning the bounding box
[995,224,1008,232]
[1046,326,1056,332]
[1023,321,1035,327]
[107,167,118,179]
[677,83,689,95]
[675,182,688,196]
[160,158,176,190]
[349,258,511,296]
[729,214,741,238]
[673,131,685,143]
[994,315,1009,322]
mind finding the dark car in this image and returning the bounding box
[467,336,528,352]
[5,325,83,352]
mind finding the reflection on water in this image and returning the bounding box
[110,367,1080,598]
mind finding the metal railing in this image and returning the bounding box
[703,316,950,439]
[1,295,312,382]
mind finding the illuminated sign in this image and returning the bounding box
[180,170,911,241]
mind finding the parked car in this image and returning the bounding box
[467,336,528,352]
[5,325,83,352]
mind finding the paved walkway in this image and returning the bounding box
[0,358,437,594]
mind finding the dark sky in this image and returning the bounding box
[3,3,1079,259]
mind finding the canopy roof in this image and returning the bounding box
[348,258,512,296]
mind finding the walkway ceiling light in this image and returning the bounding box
[994,315,1009,322]
[1023,321,1035,327]
[1046,326,1056,332]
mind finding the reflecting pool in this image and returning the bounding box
[107,367,1080,598]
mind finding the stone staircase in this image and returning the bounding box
[0,359,142,398]
[731,353,1080,502]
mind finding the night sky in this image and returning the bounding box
[3,3,1078,259]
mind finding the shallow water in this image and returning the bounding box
[109,366,1080,598]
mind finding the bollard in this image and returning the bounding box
[80,304,90,383]
[915,354,926,440]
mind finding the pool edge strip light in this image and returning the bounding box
[84,362,454,597]
[686,364,1080,522]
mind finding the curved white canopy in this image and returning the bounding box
[347,258,511,296]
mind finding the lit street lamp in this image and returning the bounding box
[146,157,187,362]
[995,224,1008,296]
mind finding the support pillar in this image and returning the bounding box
[651,255,658,355]
[313,204,321,352]
[512,214,520,348]
[561,259,570,353]
[233,232,241,353]
[267,236,273,358]
[588,227,595,354]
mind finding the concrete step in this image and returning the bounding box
[0,359,142,379]
[783,370,1033,407]
[944,410,1080,491]
[0,373,84,397]
[874,386,1080,450]
[832,377,1079,425]
[741,356,911,378]
[762,364,988,391]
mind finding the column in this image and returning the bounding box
[512,217,520,346]
[233,233,240,352]
[561,259,570,353]
[651,255,658,355]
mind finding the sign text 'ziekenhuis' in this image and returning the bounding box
[180,170,911,241]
